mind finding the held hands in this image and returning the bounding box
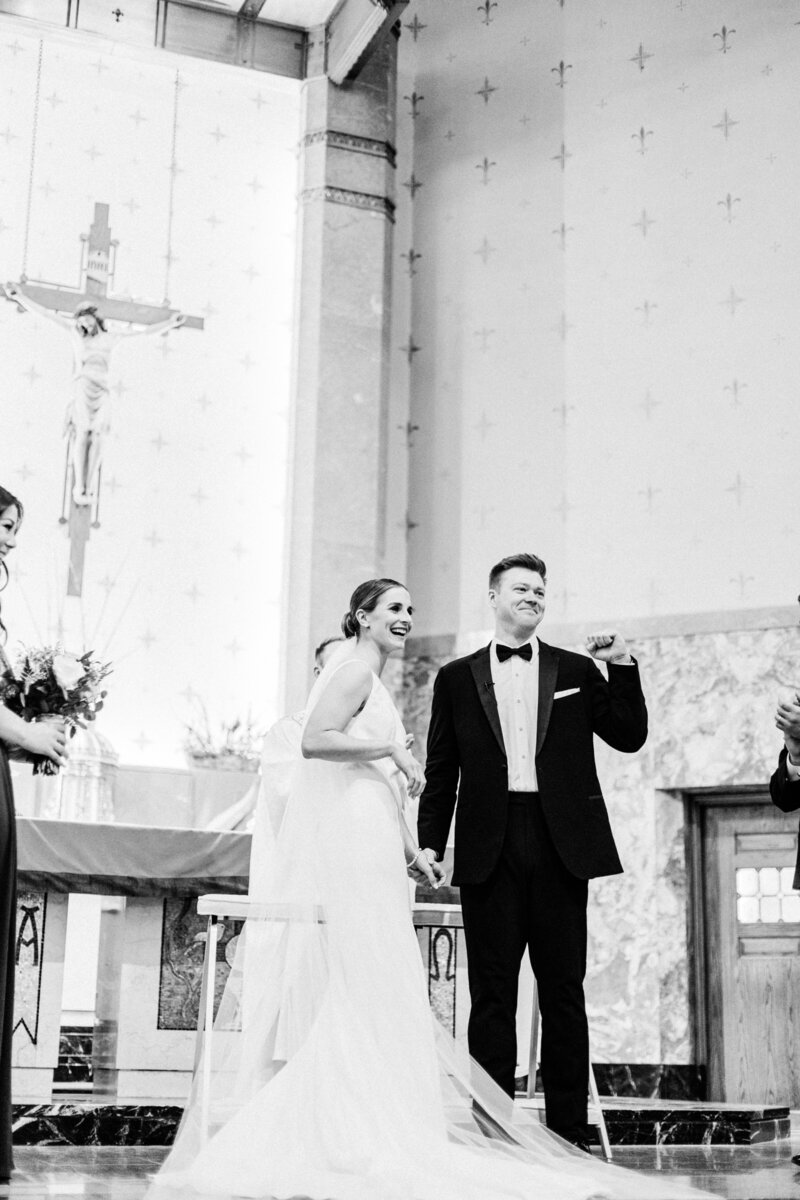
[23,719,69,768]
[776,692,800,763]
[390,742,425,798]
[407,847,446,889]
[585,631,632,665]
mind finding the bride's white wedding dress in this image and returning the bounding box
[152,649,715,1200]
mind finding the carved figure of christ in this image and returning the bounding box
[4,284,184,506]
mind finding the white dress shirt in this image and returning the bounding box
[490,638,539,792]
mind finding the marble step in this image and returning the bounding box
[53,1027,94,1092]
[518,1095,790,1145]
[12,1097,791,1147]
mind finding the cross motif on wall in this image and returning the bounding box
[718,193,741,222]
[474,238,497,264]
[720,286,744,315]
[553,222,574,249]
[723,378,747,406]
[398,420,421,446]
[632,126,654,155]
[713,109,738,139]
[476,77,498,104]
[400,337,421,363]
[401,248,422,276]
[726,473,748,505]
[551,142,572,170]
[476,157,497,185]
[552,400,575,427]
[639,390,660,418]
[729,571,754,599]
[404,15,427,40]
[630,43,654,70]
[639,485,661,513]
[633,209,655,237]
[402,173,423,199]
[635,299,657,325]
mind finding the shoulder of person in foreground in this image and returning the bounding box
[770,747,800,813]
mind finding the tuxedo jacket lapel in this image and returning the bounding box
[469,646,505,756]
[536,641,559,756]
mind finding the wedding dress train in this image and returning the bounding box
[152,649,716,1200]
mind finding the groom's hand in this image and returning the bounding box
[585,631,632,665]
[423,848,446,886]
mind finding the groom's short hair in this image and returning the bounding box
[314,636,344,665]
[488,553,547,591]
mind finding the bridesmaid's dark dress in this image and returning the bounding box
[0,738,15,1181]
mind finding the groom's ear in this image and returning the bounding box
[488,589,497,609]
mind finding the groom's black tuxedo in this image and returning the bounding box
[418,640,648,886]
[417,638,647,1143]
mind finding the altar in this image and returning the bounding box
[13,814,470,1106]
[14,818,251,1104]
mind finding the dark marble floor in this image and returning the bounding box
[3,1139,800,1199]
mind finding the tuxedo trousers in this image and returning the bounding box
[459,792,590,1143]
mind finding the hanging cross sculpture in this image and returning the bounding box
[2,202,203,597]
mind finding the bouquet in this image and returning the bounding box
[0,645,112,774]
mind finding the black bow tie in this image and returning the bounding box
[496,642,533,663]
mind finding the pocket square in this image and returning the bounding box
[553,687,580,699]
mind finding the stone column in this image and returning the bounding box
[282,32,398,712]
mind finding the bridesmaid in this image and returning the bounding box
[0,487,67,1183]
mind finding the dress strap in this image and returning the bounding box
[325,658,377,685]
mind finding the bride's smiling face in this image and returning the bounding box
[358,587,414,652]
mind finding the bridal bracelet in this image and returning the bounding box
[407,847,424,869]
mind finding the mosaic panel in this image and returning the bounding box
[157,899,242,1032]
[13,890,47,1048]
[424,926,457,1037]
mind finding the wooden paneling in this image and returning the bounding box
[704,801,800,1105]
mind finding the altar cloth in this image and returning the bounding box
[16,818,251,897]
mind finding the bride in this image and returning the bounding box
[152,579,715,1200]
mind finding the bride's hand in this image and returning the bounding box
[407,848,442,888]
[390,743,425,797]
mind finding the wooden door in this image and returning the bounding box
[704,799,800,1103]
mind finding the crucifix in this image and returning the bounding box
[3,201,203,598]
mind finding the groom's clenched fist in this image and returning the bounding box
[585,631,633,665]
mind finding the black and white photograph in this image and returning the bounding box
[0,1,799,1198]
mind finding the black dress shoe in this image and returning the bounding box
[791,1152,800,1167]
[551,1132,593,1154]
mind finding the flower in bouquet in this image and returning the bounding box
[0,644,112,774]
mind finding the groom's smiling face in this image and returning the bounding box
[489,568,546,638]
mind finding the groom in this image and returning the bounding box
[417,553,647,1148]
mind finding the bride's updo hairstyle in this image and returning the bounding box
[341,578,405,639]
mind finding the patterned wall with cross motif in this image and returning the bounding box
[0,28,301,767]
[392,0,797,638]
